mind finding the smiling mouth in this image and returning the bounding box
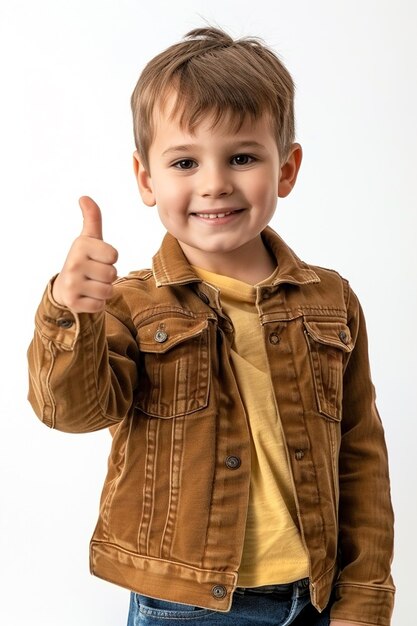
[192,210,243,220]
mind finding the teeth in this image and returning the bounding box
[195,211,233,219]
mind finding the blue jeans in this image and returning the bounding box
[126,578,332,625]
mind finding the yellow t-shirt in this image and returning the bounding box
[193,267,309,587]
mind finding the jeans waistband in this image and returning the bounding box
[235,577,310,598]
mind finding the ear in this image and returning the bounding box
[133,151,156,207]
[278,143,303,198]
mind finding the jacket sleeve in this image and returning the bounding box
[27,279,140,433]
[330,286,395,625]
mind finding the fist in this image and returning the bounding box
[52,196,118,313]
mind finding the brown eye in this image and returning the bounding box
[174,159,196,170]
[231,154,254,166]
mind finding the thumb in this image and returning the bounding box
[79,196,103,240]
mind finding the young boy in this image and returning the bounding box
[27,27,395,626]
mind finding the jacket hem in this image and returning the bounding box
[90,540,238,612]
[310,563,338,611]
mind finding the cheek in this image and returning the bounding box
[154,177,189,205]
[248,177,277,207]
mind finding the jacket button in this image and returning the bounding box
[154,330,168,343]
[339,330,348,344]
[57,318,74,328]
[295,449,305,460]
[225,455,241,470]
[212,585,227,599]
[269,333,280,345]
[198,291,210,305]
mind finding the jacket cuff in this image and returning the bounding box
[331,583,395,626]
[34,277,101,350]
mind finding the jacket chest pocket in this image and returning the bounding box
[304,320,353,420]
[135,316,210,418]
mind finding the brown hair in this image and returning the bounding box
[131,27,295,171]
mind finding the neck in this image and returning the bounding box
[181,236,277,285]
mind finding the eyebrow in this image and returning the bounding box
[161,140,267,157]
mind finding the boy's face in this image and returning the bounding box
[134,101,300,272]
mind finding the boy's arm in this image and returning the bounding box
[28,196,139,432]
[330,287,395,626]
[27,281,139,433]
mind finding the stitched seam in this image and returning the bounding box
[334,582,395,592]
[138,419,153,554]
[44,340,57,428]
[287,337,329,572]
[146,419,159,555]
[160,417,176,558]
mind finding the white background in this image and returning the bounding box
[1,1,416,624]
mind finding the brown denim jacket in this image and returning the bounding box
[27,227,395,625]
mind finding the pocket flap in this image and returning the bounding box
[304,321,353,352]
[137,316,209,354]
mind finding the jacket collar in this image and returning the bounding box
[152,227,320,288]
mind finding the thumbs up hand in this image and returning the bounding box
[52,197,119,313]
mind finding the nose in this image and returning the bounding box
[198,164,234,198]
